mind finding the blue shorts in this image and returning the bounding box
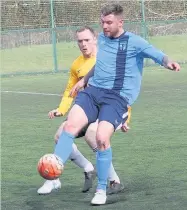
[75,85,128,130]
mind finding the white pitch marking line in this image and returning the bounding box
[1,90,61,96]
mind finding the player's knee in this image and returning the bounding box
[96,132,110,150]
[63,121,80,136]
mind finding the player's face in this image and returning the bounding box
[100,14,123,38]
[76,30,96,57]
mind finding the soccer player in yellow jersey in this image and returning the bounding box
[38,26,131,195]
[48,34,96,117]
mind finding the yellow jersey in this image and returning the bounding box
[57,54,132,124]
[57,55,96,115]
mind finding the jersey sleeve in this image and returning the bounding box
[57,64,78,115]
[135,36,166,65]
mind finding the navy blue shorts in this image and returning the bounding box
[75,85,128,130]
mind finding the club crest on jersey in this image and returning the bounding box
[119,41,127,51]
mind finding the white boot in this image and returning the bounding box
[37,179,61,195]
[91,189,107,205]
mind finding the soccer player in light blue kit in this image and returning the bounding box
[48,4,180,205]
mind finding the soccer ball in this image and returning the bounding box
[37,154,64,180]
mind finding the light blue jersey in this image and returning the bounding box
[88,31,166,105]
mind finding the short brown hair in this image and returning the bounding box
[101,4,123,17]
[76,26,96,37]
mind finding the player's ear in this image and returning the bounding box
[118,18,124,27]
[116,14,123,26]
[119,18,124,26]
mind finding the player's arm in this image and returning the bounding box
[84,65,95,83]
[48,66,78,119]
[57,71,78,114]
[136,37,180,71]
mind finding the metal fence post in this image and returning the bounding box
[50,0,58,72]
[141,0,149,66]
[141,0,147,40]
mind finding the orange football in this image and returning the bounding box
[37,154,63,180]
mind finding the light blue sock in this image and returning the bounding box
[96,148,112,191]
[54,131,75,164]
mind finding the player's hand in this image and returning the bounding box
[166,61,180,71]
[48,109,62,119]
[69,78,86,97]
[121,122,130,132]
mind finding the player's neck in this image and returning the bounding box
[113,28,125,38]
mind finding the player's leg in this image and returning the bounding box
[84,121,98,151]
[54,86,99,166]
[38,106,88,195]
[37,121,95,195]
[54,104,88,163]
[69,143,94,174]
[54,121,94,174]
[86,122,120,181]
[38,87,98,195]
[69,143,96,192]
[106,107,130,195]
[91,120,114,205]
[91,92,128,205]
[85,122,123,191]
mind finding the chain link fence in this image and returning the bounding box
[1,0,187,76]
